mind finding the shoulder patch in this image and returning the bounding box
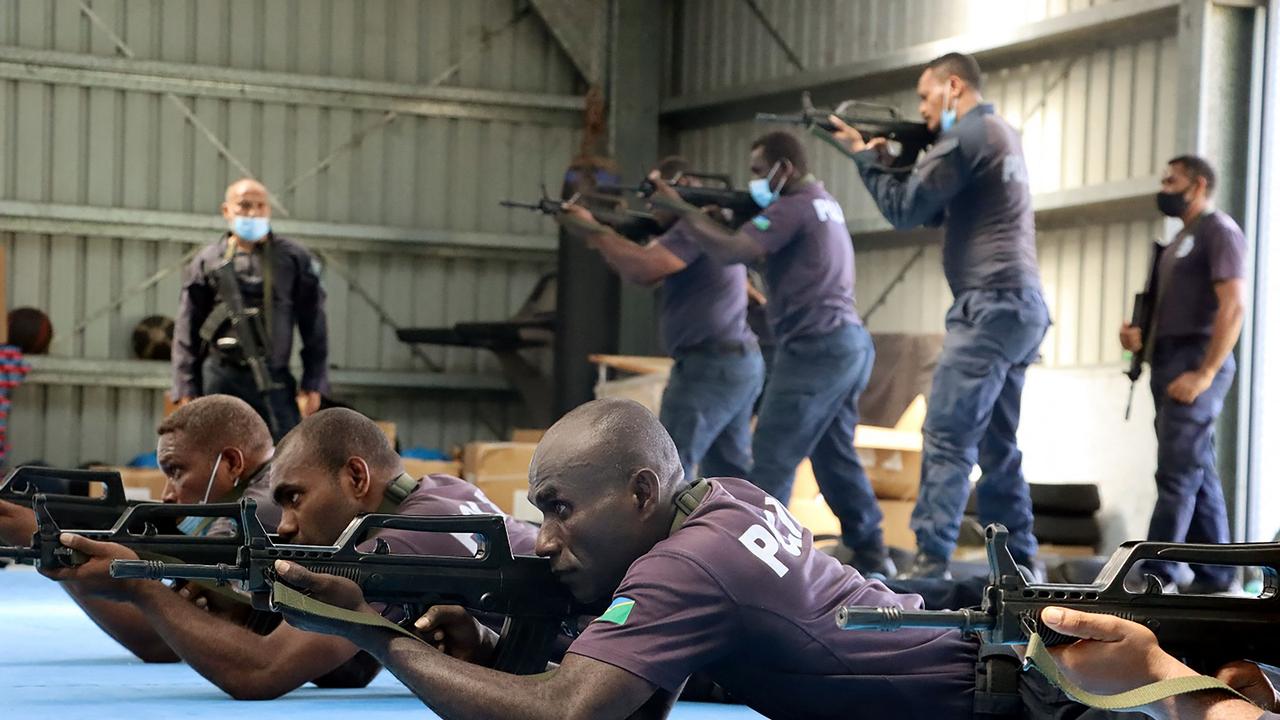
[751,215,772,232]
[595,597,635,626]
[308,257,323,277]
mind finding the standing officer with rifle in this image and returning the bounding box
[829,52,1050,581]
[172,178,329,440]
[1119,156,1246,594]
[558,156,764,482]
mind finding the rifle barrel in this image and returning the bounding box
[111,559,246,583]
[0,546,39,562]
[836,606,994,634]
[755,112,808,125]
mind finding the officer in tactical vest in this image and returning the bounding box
[171,178,329,440]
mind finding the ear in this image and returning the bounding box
[629,468,661,517]
[221,447,248,481]
[346,456,373,500]
[220,201,232,220]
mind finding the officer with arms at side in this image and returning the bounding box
[558,155,764,482]
[269,398,978,720]
[1119,156,1247,593]
[42,408,537,699]
[172,178,328,441]
[638,131,891,578]
[0,395,281,662]
[829,52,1050,580]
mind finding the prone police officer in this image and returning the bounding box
[558,157,765,481]
[1119,156,1246,594]
[830,52,1050,579]
[172,179,329,441]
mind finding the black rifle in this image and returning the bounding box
[209,260,281,438]
[836,524,1280,673]
[0,466,143,531]
[111,498,603,674]
[757,91,936,170]
[501,187,665,242]
[1124,241,1163,420]
[0,496,244,569]
[597,179,761,227]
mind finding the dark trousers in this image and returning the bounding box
[659,346,765,481]
[748,322,882,552]
[1146,338,1235,586]
[201,355,302,442]
[911,288,1050,565]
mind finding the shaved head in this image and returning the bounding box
[531,398,684,497]
[225,178,268,203]
[528,398,685,602]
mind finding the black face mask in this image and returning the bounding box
[1155,190,1190,218]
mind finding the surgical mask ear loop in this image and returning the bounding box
[200,452,224,504]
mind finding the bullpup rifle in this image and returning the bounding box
[111,498,603,674]
[837,524,1280,673]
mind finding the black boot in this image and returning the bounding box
[851,547,897,581]
[896,551,952,580]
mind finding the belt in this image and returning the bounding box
[673,340,758,357]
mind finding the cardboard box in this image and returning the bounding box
[786,463,917,551]
[402,459,463,479]
[855,394,926,501]
[376,421,397,447]
[878,498,917,551]
[462,442,538,483]
[89,467,169,502]
[473,476,541,524]
[509,428,545,443]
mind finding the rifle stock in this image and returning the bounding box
[837,524,1280,672]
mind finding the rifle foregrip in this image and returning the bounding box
[111,559,244,583]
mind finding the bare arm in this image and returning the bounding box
[590,231,687,287]
[62,585,179,663]
[1200,279,1246,377]
[131,580,363,699]
[44,533,363,700]
[275,560,668,720]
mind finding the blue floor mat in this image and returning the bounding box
[0,567,763,719]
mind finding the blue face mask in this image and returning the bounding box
[231,216,270,242]
[939,92,958,133]
[748,161,783,208]
[177,453,224,537]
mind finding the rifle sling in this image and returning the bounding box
[670,479,712,535]
[270,580,425,645]
[1023,632,1253,711]
[377,473,418,515]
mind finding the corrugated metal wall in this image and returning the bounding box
[0,0,583,466]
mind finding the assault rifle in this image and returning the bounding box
[111,498,603,674]
[501,187,665,242]
[837,524,1280,673]
[0,496,244,569]
[757,91,935,170]
[210,260,281,438]
[0,466,143,531]
[597,175,761,227]
[1124,241,1163,420]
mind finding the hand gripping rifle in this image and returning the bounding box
[210,260,282,438]
[111,498,603,674]
[0,466,144,531]
[597,173,762,228]
[0,496,245,569]
[501,186,665,242]
[837,524,1280,674]
[757,91,936,170]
